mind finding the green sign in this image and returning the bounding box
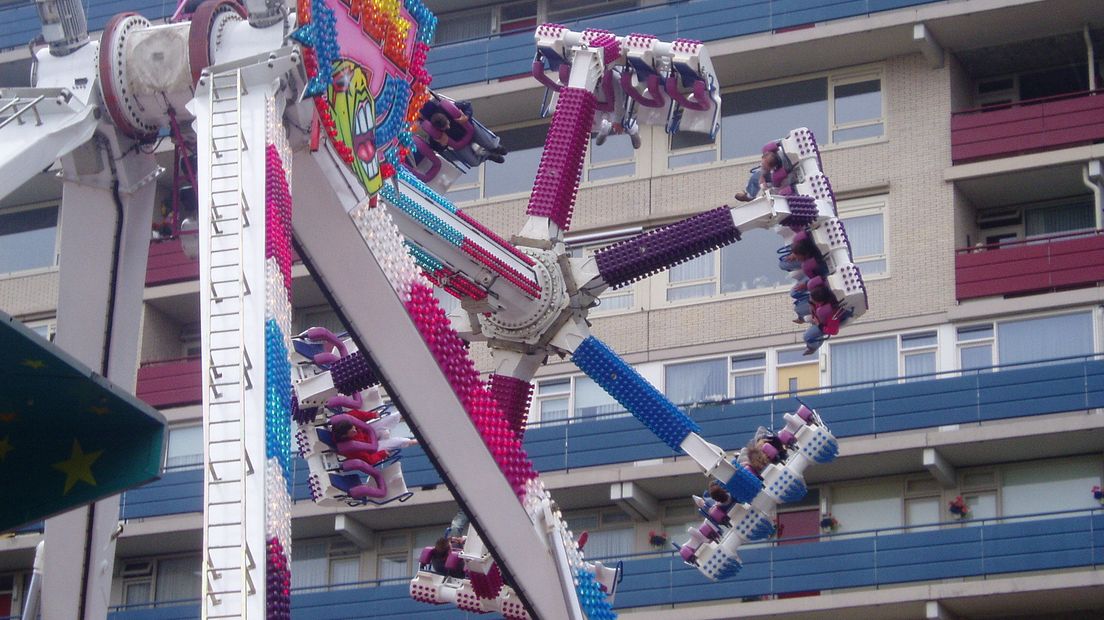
[0,311,165,532]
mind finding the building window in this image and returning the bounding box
[376,553,408,582]
[294,306,345,337]
[120,556,200,606]
[0,204,59,275]
[958,311,1094,371]
[730,353,766,399]
[829,336,897,386]
[901,332,937,380]
[904,477,942,531]
[567,509,635,559]
[482,124,547,198]
[163,425,203,471]
[957,324,994,371]
[533,375,624,424]
[433,7,493,45]
[958,470,998,523]
[1023,199,1094,238]
[568,244,635,313]
[587,133,636,182]
[830,76,884,143]
[841,213,886,275]
[662,198,885,303]
[1001,455,1102,517]
[669,70,883,169]
[665,358,727,405]
[830,479,902,533]
[292,539,362,590]
[22,317,56,342]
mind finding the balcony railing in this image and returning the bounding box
[106,509,1104,619]
[955,229,1104,300]
[146,239,199,287]
[134,356,201,409]
[951,89,1104,164]
[121,354,1104,517]
[424,0,944,88]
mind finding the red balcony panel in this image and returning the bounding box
[956,231,1104,300]
[147,239,199,286]
[136,357,201,408]
[951,90,1104,164]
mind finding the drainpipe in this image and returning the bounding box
[1085,160,1103,229]
[1086,25,1097,92]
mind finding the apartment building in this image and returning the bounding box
[1,0,1103,618]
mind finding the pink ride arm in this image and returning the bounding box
[524,87,598,231]
[665,75,710,111]
[489,374,535,437]
[532,60,563,92]
[340,460,388,499]
[620,70,665,108]
[305,327,348,357]
[337,438,379,455]
[330,413,379,437]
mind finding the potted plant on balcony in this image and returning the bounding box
[1093,485,1103,505]
[819,513,839,533]
[648,530,668,548]
[948,495,970,520]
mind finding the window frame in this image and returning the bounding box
[665,65,886,173]
[0,201,62,279]
[163,423,203,472]
[656,195,887,307]
[729,352,767,400]
[531,374,628,424]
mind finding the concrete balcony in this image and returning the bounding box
[951,90,1104,164]
[134,357,201,409]
[955,229,1104,301]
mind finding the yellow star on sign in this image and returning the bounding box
[19,359,46,370]
[0,436,11,462]
[52,440,103,495]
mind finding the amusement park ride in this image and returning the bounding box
[0,0,867,618]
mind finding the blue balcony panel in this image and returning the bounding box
[120,469,202,520]
[109,603,200,620]
[424,0,946,89]
[124,358,1103,518]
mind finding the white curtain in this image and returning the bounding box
[830,337,896,386]
[583,528,635,560]
[997,312,1093,366]
[665,359,727,405]
[291,541,328,590]
[841,214,884,269]
[329,556,360,586]
[154,556,201,602]
[574,376,624,419]
[433,9,493,45]
[733,373,765,399]
[1024,201,1094,237]
[164,425,203,470]
[1001,456,1102,516]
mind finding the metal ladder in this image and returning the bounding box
[201,68,256,620]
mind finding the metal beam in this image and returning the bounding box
[291,144,577,620]
[923,447,956,488]
[914,23,945,69]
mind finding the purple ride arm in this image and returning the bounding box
[593,206,742,289]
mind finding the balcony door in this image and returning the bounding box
[776,508,820,599]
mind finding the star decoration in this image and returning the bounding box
[52,440,103,495]
[0,436,11,462]
[88,405,110,416]
[0,412,15,423]
[19,359,46,370]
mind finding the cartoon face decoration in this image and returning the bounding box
[328,60,383,195]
